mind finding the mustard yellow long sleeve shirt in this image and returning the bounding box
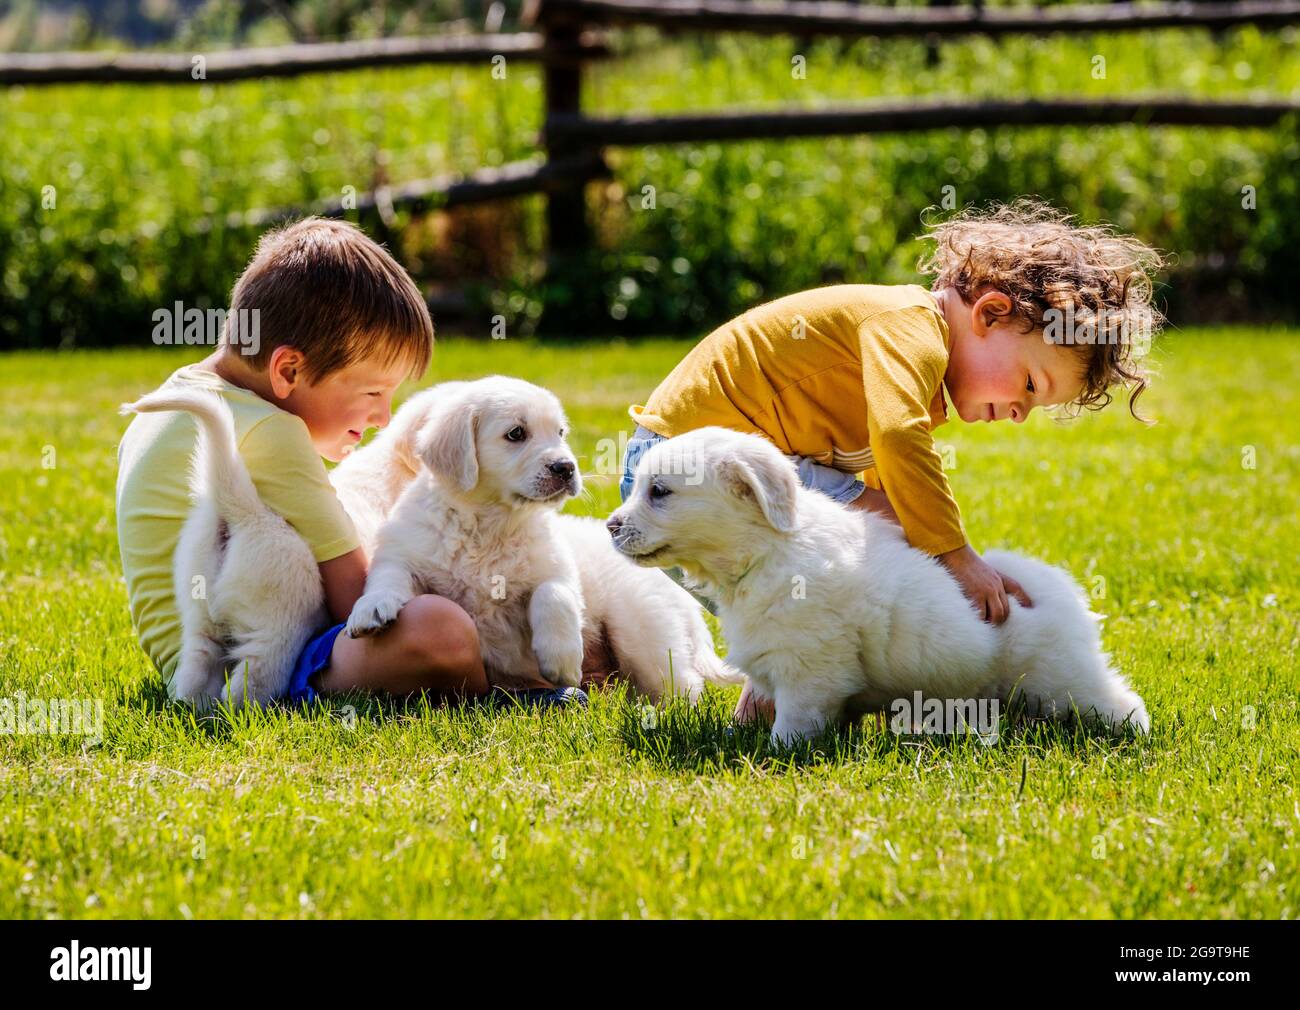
[629,284,967,556]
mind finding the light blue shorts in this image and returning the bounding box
[619,425,866,506]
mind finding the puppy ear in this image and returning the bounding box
[416,401,479,491]
[392,427,421,478]
[388,398,428,477]
[719,445,798,532]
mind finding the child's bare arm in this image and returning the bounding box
[846,485,900,525]
[319,547,368,624]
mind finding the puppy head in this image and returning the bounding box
[415,376,580,506]
[606,427,798,570]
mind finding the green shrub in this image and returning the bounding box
[3,25,1297,346]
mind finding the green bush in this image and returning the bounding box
[1,67,541,347]
[2,25,1298,346]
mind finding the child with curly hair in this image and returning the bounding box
[621,199,1165,644]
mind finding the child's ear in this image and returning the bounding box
[267,346,306,397]
[972,291,1014,334]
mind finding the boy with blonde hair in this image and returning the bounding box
[118,218,581,707]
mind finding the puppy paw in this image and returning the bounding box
[770,707,830,747]
[347,591,406,638]
[175,688,221,714]
[220,668,247,708]
[770,725,811,748]
[533,627,585,688]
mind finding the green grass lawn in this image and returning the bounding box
[1,328,1297,918]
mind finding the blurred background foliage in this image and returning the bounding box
[1,2,1298,345]
[0,1,532,49]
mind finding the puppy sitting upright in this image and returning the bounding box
[346,377,737,698]
[338,379,743,701]
[347,377,583,688]
[123,390,327,707]
[607,427,1150,744]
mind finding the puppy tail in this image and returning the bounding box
[688,618,745,686]
[121,389,266,525]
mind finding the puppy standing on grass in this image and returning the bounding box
[608,427,1150,745]
[122,390,326,707]
[347,377,737,699]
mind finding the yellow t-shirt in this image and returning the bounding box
[115,363,360,685]
[629,284,966,556]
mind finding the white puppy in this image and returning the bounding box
[607,427,1150,744]
[345,377,737,699]
[122,390,326,708]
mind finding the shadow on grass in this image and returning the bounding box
[616,689,1149,775]
[137,682,594,745]
[114,672,1145,769]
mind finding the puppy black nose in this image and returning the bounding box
[548,459,575,480]
[606,516,623,534]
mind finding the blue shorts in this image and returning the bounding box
[619,424,866,506]
[285,623,347,705]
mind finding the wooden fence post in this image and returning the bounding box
[926,0,955,67]
[534,2,592,262]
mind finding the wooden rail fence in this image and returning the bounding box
[530,0,1300,39]
[5,1,1299,274]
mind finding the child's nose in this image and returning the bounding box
[371,403,392,428]
[1010,403,1030,424]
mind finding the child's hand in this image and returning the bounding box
[938,544,1032,625]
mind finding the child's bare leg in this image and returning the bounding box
[733,677,776,725]
[579,627,618,689]
[319,594,490,697]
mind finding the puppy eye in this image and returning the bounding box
[505,426,527,442]
[649,482,672,500]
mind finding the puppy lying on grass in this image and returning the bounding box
[344,377,739,700]
[607,427,1150,744]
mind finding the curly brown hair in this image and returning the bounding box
[917,199,1165,419]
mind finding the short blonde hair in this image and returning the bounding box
[224,217,433,382]
[917,199,1165,419]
